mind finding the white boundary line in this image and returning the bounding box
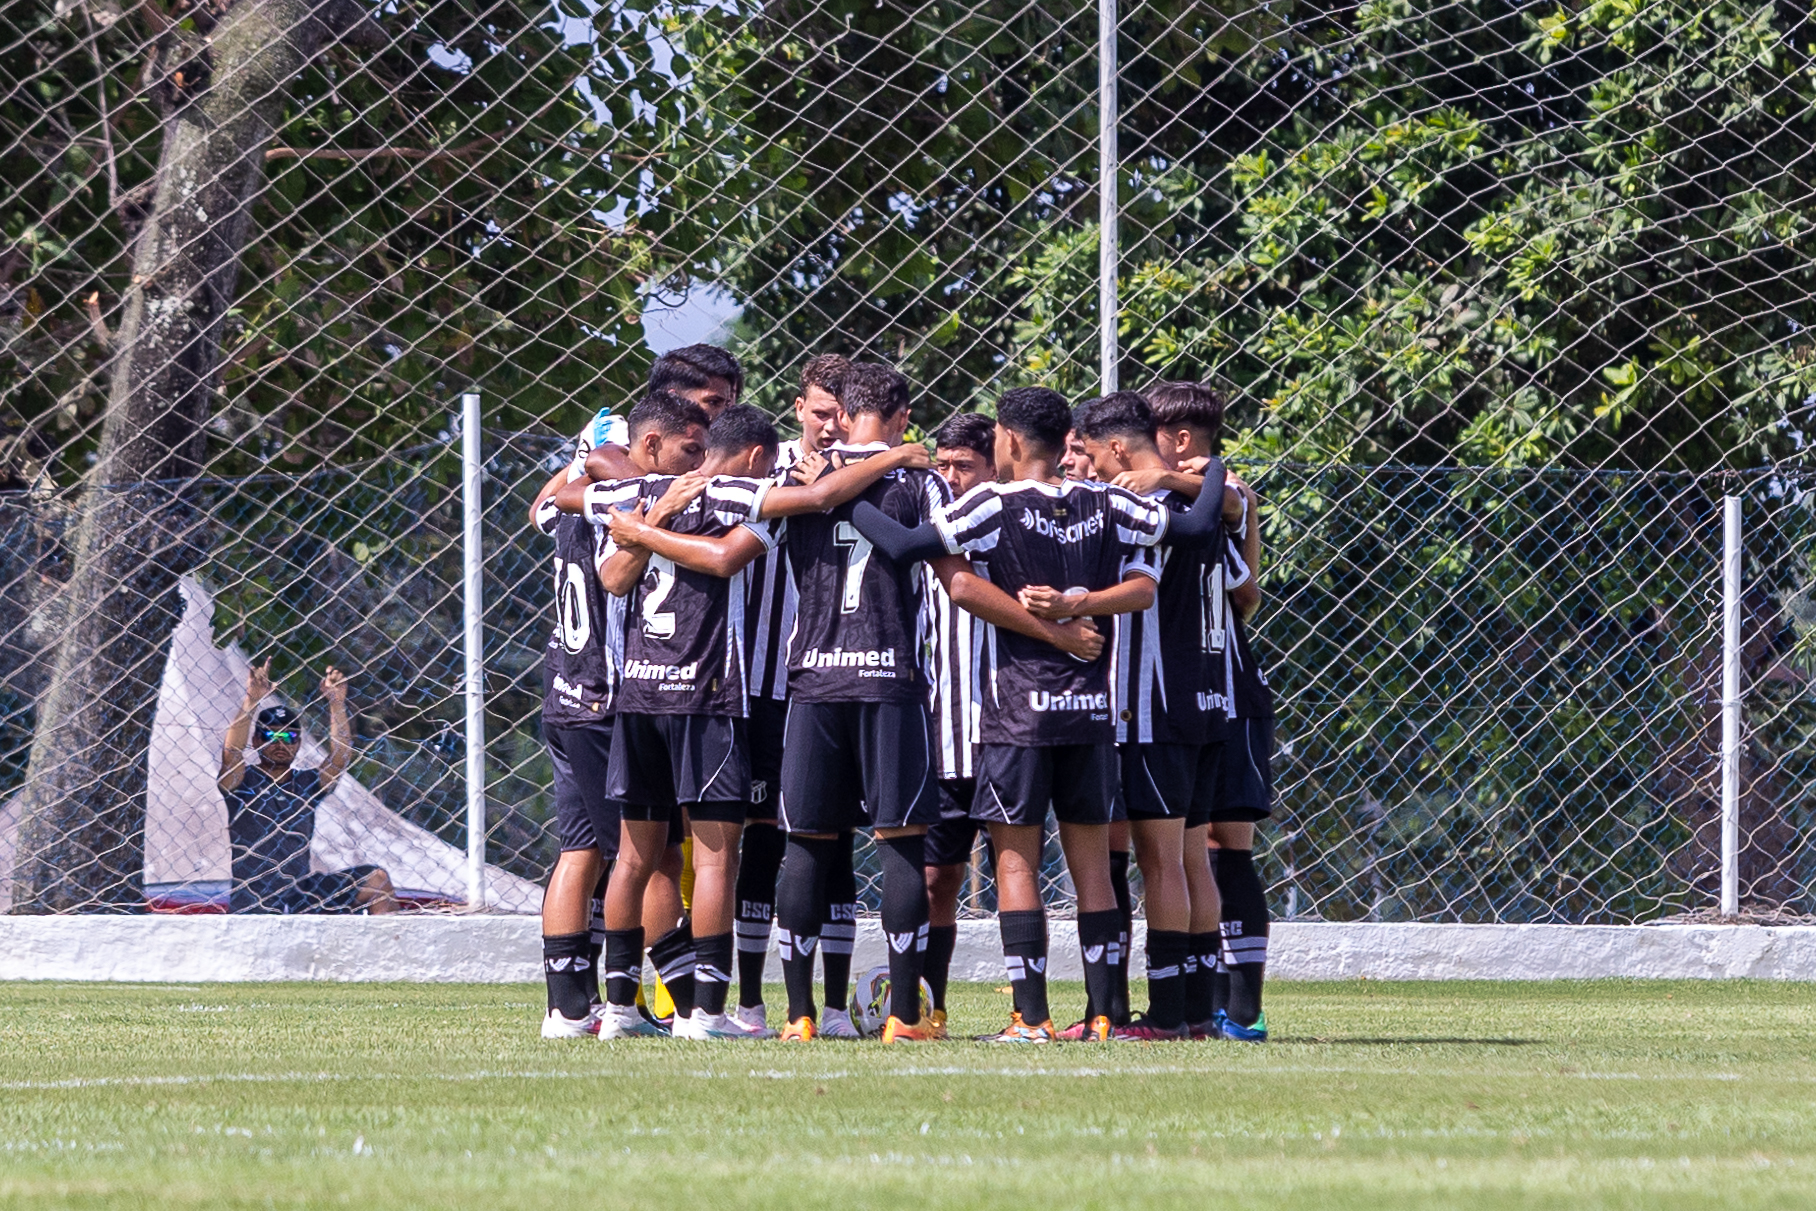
[5,917,1816,982]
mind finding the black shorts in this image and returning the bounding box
[972,743,1120,827]
[925,778,984,867]
[746,696,787,822]
[606,712,749,814]
[778,700,940,833]
[1210,716,1275,822]
[546,721,622,860]
[1121,741,1222,827]
[264,865,383,914]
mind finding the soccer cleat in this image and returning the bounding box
[540,1008,600,1039]
[1218,1009,1268,1043]
[727,1004,776,1040]
[672,1008,755,1041]
[1112,1015,1190,1042]
[927,1008,950,1040]
[596,1003,668,1040]
[880,1015,940,1044]
[1186,1018,1220,1041]
[1056,1019,1090,1042]
[819,1007,861,1039]
[979,1012,1057,1044]
[779,1016,817,1042]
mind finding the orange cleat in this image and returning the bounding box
[881,1015,940,1043]
[978,1012,1058,1044]
[779,1016,817,1042]
[927,1008,950,1040]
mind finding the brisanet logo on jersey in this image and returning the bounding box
[1019,507,1104,544]
[1028,690,1109,713]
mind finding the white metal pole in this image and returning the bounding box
[462,390,487,912]
[1098,0,1118,395]
[1720,493,1742,917]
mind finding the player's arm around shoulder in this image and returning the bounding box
[754,441,932,518]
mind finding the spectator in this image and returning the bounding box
[219,661,398,914]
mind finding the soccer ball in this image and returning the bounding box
[854,966,934,1037]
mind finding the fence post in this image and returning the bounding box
[1098,0,1118,395]
[1720,493,1742,918]
[462,390,488,911]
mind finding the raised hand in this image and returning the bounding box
[320,666,348,707]
[245,659,273,707]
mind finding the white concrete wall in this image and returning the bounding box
[7,916,1816,982]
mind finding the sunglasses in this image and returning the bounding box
[259,729,299,744]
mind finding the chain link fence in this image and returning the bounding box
[3,0,1814,918]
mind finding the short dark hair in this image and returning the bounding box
[994,387,1071,453]
[1143,381,1226,446]
[932,412,995,462]
[1076,392,1158,447]
[1071,399,1100,436]
[649,344,744,401]
[705,404,780,459]
[626,390,710,443]
[838,362,912,420]
[800,353,850,398]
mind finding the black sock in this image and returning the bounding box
[603,927,644,1008]
[1184,932,1218,1025]
[879,834,930,1024]
[777,834,836,1022]
[998,909,1049,1026]
[694,931,735,1016]
[648,922,696,1020]
[1144,929,1189,1029]
[734,822,784,1009]
[1216,848,1269,1027]
[1108,850,1133,1026]
[821,832,857,1012]
[583,864,610,1005]
[1212,958,1231,1020]
[543,931,592,1020]
[1077,909,1121,1028]
[924,924,959,1011]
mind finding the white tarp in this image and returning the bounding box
[0,577,541,913]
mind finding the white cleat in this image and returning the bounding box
[541,1007,601,1039]
[818,1007,861,1039]
[597,1003,668,1039]
[671,1008,756,1041]
[727,1003,777,1039]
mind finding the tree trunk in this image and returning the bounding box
[8,0,376,912]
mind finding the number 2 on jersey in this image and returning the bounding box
[833,521,873,614]
[641,554,678,639]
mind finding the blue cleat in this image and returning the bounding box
[1217,1008,1267,1042]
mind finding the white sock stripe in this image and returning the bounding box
[1148,964,1180,980]
[821,938,856,956]
[695,964,731,984]
[1224,938,1269,962]
[656,953,697,981]
[1003,954,1025,980]
[604,967,637,982]
[821,922,858,939]
[733,920,773,938]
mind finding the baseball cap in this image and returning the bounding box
[256,705,299,735]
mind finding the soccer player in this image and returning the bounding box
[853,387,1228,1043]
[921,411,997,1026]
[1132,381,1267,1039]
[1073,392,1239,1040]
[574,344,744,486]
[533,452,630,1037]
[571,401,933,1040]
[735,353,851,1038]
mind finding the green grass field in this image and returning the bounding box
[2,980,1814,1209]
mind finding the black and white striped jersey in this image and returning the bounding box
[584,475,777,717]
[1112,488,1227,745]
[1221,536,1275,720]
[782,441,951,703]
[925,566,982,779]
[534,499,626,728]
[933,479,1167,747]
[743,438,805,703]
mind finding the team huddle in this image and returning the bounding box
[532,344,1275,1044]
